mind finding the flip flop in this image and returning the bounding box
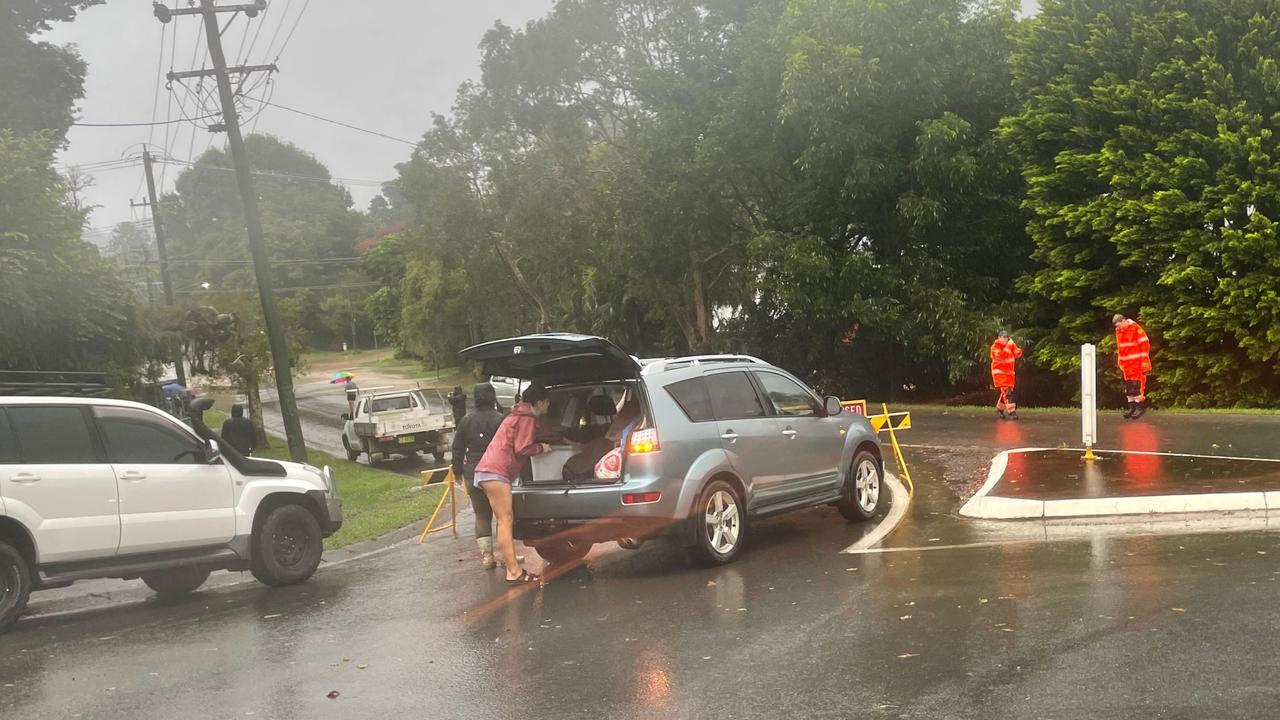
[505,570,541,585]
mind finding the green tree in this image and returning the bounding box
[165,135,365,349]
[742,0,1030,397]
[1004,0,1280,406]
[0,130,144,380]
[0,0,101,141]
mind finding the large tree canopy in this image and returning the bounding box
[1004,0,1280,406]
[0,0,101,142]
[165,134,364,349]
[0,131,145,378]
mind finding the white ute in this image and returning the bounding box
[0,397,342,632]
[340,388,453,465]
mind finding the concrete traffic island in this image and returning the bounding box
[961,448,1280,519]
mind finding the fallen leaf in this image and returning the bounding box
[845,567,858,572]
[927,538,941,542]
[326,691,340,700]
[706,580,717,587]
[899,615,912,621]
[356,664,368,670]
[1171,607,1186,613]
[897,653,919,659]
[1258,551,1267,555]
[262,614,282,620]
[979,598,989,604]
[702,656,712,661]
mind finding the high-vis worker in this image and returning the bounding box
[1113,314,1152,419]
[990,330,1023,420]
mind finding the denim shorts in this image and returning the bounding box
[474,471,511,487]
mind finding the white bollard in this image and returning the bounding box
[1081,343,1098,461]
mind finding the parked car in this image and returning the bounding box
[486,375,526,408]
[458,334,884,566]
[340,388,453,465]
[0,397,342,632]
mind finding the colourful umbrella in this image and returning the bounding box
[329,371,356,384]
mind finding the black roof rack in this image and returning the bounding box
[0,370,112,398]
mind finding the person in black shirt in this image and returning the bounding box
[220,404,257,456]
[450,382,515,569]
[447,385,467,425]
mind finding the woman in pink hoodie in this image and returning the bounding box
[474,384,553,583]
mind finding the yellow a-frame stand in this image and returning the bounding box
[417,467,459,543]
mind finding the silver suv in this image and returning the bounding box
[459,334,885,565]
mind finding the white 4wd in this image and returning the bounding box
[0,397,342,632]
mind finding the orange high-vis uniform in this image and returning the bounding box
[990,337,1023,389]
[1115,319,1152,381]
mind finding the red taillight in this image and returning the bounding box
[622,491,661,505]
[628,428,660,455]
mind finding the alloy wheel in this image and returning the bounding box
[704,490,741,555]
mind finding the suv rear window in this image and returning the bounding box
[371,396,413,412]
[8,406,99,464]
[705,372,766,420]
[665,377,713,422]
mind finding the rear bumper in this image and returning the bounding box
[511,472,685,544]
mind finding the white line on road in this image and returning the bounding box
[841,472,909,554]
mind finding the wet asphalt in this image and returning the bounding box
[4,408,1280,718]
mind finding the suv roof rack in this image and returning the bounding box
[641,355,766,375]
[0,370,111,397]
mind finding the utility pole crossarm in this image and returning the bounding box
[167,64,277,82]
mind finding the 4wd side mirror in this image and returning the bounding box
[824,396,844,416]
[206,438,222,463]
[340,412,351,421]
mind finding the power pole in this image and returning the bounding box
[155,0,307,462]
[137,148,185,386]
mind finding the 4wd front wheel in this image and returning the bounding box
[687,479,745,566]
[837,450,885,522]
[141,567,210,599]
[0,540,32,633]
[251,504,323,587]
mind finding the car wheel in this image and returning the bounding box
[533,538,592,565]
[141,567,210,599]
[251,504,323,587]
[0,541,32,633]
[342,435,360,463]
[837,450,885,522]
[687,479,745,566]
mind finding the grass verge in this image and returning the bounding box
[202,408,444,550]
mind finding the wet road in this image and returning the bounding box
[5,408,1280,718]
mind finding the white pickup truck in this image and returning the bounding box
[0,396,342,632]
[340,388,453,465]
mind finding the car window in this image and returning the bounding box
[705,372,766,420]
[0,408,17,463]
[755,372,822,417]
[8,406,99,464]
[665,377,713,422]
[95,406,204,464]
[371,396,412,412]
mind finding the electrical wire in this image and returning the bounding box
[271,0,311,63]
[148,23,168,148]
[257,100,417,146]
[73,115,218,128]
[259,0,294,63]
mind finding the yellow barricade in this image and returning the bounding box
[418,467,459,542]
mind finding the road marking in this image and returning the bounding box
[846,539,1043,555]
[840,472,909,554]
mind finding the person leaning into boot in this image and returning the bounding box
[450,382,520,570]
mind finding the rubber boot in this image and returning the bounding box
[1122,402,1135,420]
[1008,407,1018,420]
[478,537,496,570]
[1131,401,1146,420]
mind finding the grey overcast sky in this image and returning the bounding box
[43,0,557,244]
[45,0,1038,244]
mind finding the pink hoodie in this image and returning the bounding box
[474,403,546,480]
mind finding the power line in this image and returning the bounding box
[260,0,294,63]
[271,0,311,62]
[73,114,218,128]
[156,157,387,187]
[148,23,168,148]
[258,100,417,146]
